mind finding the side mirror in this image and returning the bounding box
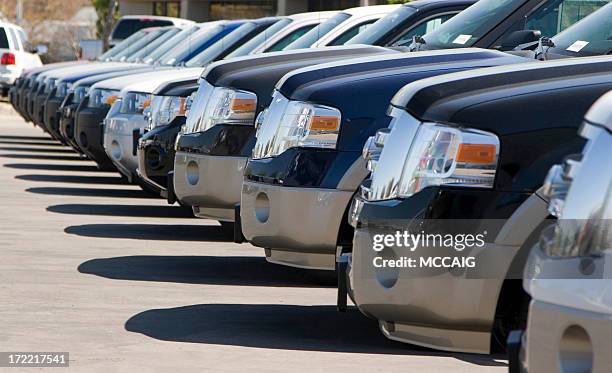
[34,44,48,55]
[499,30,542,51]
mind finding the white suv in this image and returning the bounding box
[0,21,42,96]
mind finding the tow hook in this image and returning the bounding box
[336,250,351,312]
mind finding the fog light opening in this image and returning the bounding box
[146,148,162,170]
[110,140,121,160]
[254,192,270,223]
[185,161,199,186]
[374,248,399,289]
[559,325,593,373]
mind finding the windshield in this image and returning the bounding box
[416,0,525,49]
[284,12,351,50]
[346,5,416,45]
[185,22,258,67]
[141,25,201,64]
[159,24,230,66]
[225,18,292,58]
[125,27,180,62]
[550,3,612,56]
[97,29,149,61]
[109,28,168,61]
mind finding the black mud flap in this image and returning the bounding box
[132,129,140,156]
[234,203,245,244]
[507,329,524,373]
[166,171,176,205]
[336,251,349,313]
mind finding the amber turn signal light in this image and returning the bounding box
[457,144,496,164]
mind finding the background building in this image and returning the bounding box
[118,0,389,21]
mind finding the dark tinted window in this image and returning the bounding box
[391,13,456,46]
[346,5,416,45]
[0,28,10,48]
[111,18,174,40]
[225,18,292,58]
[284,12,351,50]
[327,19,377,46]
[265,25,316,52]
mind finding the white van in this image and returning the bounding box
[0,21,43,96]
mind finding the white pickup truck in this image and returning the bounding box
[0,21,43,96]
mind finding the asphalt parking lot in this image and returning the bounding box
[0,102,507,372]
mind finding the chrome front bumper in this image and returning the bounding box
[240,180,354,271]
[173,152,247,221]
[103,113,148,181]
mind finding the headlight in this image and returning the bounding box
[194,86,257,132]
[540,123,612,258]
[397,123,499,198]
[72,86,89,105]
[252,91,341,159]
[120,91,151,115]
[362,128,391,172]
[541,156,581,218]
[87,88,120,108]
[146,95,189,130]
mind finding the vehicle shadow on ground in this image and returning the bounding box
[0,146,76,153]
[79,255,336,288]
[65,223,233,241]
[0,140,66,147]
[0,135,56,141]
[4,163,113,172]
[49,204,195,218]
[27,186,157,199]
[0,153,88,161]
[125,304,506,365]
[17,174,127,185]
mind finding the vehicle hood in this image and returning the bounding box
[275,48,530,152]
[153,76,200,96]
[277,48,529,101]
[23,61,89,76]
[57,64,152,84]
[90,67,195,91]
[72,66,160,88]
[203,45,397,109]
[390,55,612,125]
[38,62,132,80]
[118,67,204,95]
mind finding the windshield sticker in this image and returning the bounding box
[452,34,472,45]
[567,40,589,52]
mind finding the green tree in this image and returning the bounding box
[91,0,118,49]
[387,0,411,3]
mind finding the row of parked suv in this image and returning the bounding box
[9,0,612,370]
